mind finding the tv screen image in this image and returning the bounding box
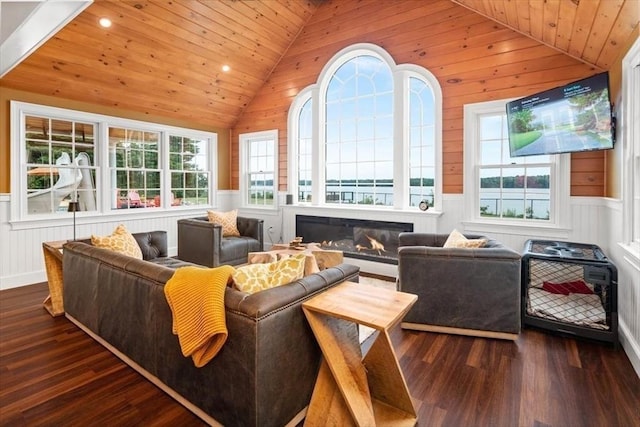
[507,72,614,157]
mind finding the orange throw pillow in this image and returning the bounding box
[207,210,240,237]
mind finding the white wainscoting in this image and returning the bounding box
[2,191,638,377]
[0,191,237,290]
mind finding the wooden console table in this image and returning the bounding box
[302,281,418,426]
[42,240,67,317]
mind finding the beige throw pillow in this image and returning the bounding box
[207,210,240,237]
[443,229,487,249]
[91,224,143,259]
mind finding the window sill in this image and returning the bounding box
[9,206,207,231]
[282,203,444,217]
[462,219,571,239]
[618,242,640,271]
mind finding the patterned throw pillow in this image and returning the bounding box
[91,224,143,259]
[443,229,487,249]
[232,254,306,294]
[207,210,241,237]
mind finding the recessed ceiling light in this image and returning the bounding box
[222,65,230,72]
[99,18,112,28]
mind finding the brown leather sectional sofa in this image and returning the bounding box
[63,230,359,426]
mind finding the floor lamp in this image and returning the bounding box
[68,200,80,241]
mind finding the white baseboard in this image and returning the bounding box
[619,319,640,379]
[0,270,46,290]
[344,257,398,279]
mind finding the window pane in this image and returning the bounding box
[168,135,210,206]
[109,126,160,210]
[408,77,436,207]
[298,99,313,202]
[325,55,394,206]
[477,110,551,222]
[24,115,97,215]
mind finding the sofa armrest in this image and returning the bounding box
[225,263,360,319]
[78,230,168,261]
[398,232,497,248]
[399,232,445,247]
[133,230,169,259]
[237,216,264,249]
[177,218,222,267]
[399,245,521,261]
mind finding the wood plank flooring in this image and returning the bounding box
[1,282,639,427]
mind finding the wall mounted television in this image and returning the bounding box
[506,72,615,157]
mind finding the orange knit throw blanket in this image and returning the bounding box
[164,265,235,367]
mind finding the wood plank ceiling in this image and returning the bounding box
[451,0,639,71]
[0,0,637,130]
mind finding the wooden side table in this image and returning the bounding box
[42,240,67,317]
[302,281,418,426]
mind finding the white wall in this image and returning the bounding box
[1,190,638,377]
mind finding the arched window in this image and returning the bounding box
[288,43,442,210]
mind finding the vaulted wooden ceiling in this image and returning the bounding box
[0,0,637,130]
[452,0,639,70]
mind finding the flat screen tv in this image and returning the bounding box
[507,72,615,157]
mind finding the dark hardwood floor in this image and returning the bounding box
[1,282,639,427]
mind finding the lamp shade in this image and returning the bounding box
[67,201,80,212]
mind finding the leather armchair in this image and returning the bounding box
[397,232,522,340]
[177,216,264,267]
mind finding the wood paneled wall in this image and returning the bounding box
[231,0,606,196]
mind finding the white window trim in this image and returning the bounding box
[239,129,279,210]
[10,101,217,227]
[462,99,570,237]
[288,42,443,212]
[620,36,640,261]
[287,86,314,203]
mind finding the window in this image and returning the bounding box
[408,75,437,207]
[169,135,210,207]
[287,43,442,210]
[109,127,160,210]
[325,54,394,206]
[239,130,277,208]
[23,115,97,214]
[464,100,569,228]
[11,101,216,221]
[297,97,313,203]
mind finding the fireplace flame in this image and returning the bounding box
[366,235,385,255]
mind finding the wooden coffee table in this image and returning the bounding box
[248,243,343,276]
[302,281,418,426]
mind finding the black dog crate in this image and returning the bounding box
[521,240,618,345]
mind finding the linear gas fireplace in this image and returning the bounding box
[295,215,413,264]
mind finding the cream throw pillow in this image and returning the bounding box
[443,229,487,249]
[207,210,240,237]
[91,224,143,259]
[232,254,306,294]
